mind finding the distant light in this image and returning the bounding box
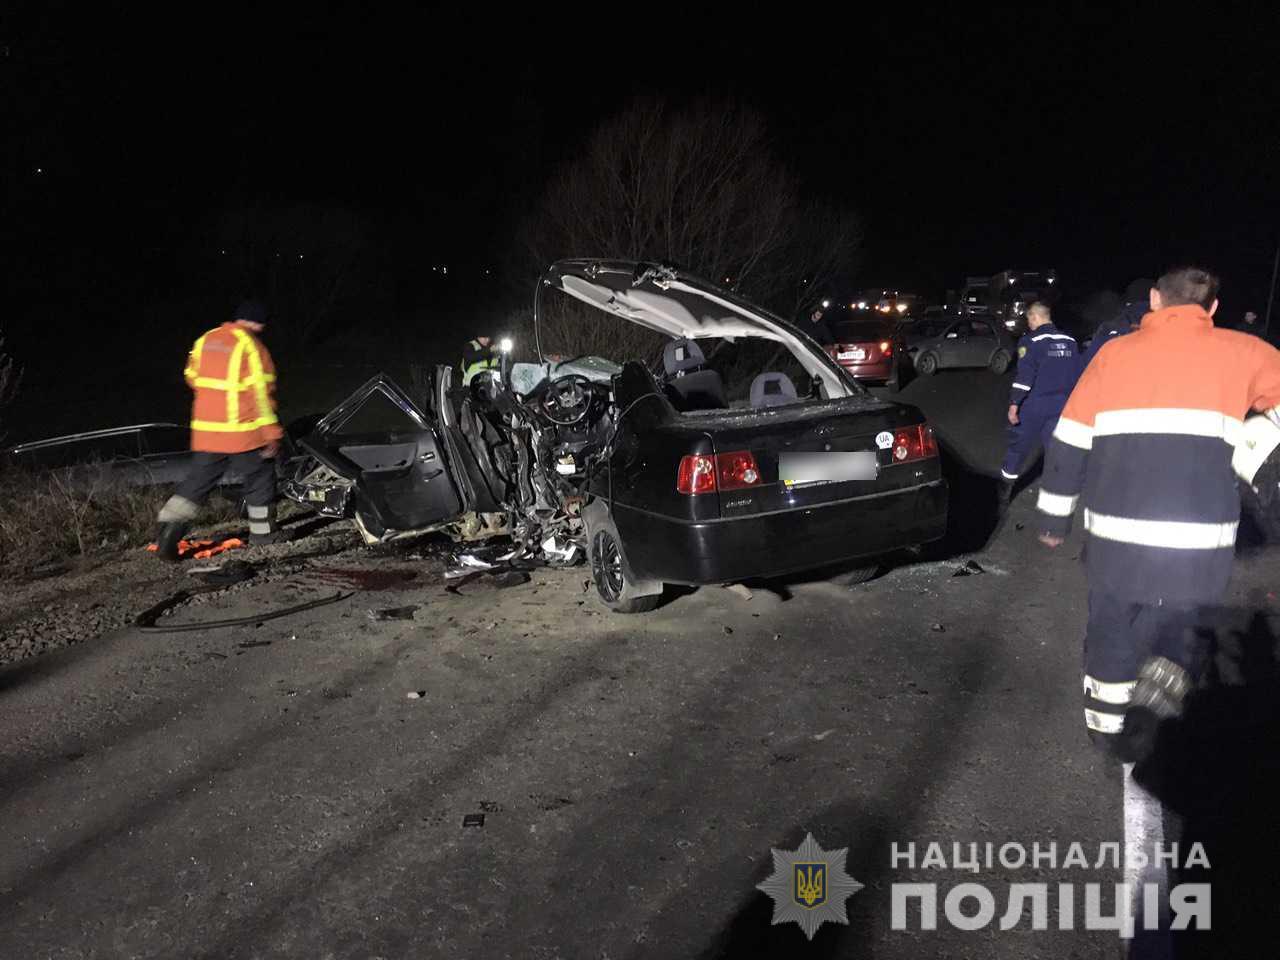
[298,254,304,260]
[34,167,43,174]
[896,303,908,313]
[442,265,448,275]
[220,249,227,255]
[1047,276,1055,284]
[821,299,831,309]
[858,301,868,310]
[499,337,513,353]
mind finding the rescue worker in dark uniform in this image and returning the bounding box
[461,336,499,385]
[999,302,1081,505]
[1081,278,1152,367]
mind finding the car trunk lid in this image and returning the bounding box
[677,398,939,518]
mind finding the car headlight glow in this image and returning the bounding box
[499,337,514,353]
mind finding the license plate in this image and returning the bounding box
[838,349,866,361]
[780,452,878,488]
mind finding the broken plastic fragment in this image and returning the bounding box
[368,605,420,622]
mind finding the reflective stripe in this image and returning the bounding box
[185,335,207,383]
[249,521,276,535]
[1031,333,1076,342]
[1083,509,1238,550]
[1085,708,1124,733]
[1052,417,1094,450]
[225,335,247,424]
[191,417,280,432]
[237,329,276,428]
[1000,469,1019,480]
[1084,675,1135,705]
[192,373,277,390]
[1037,489,1078,516]
[247,504,272,520]
[1093,408,1243,443]
[1011,382,1031,391]
[158,495,201,523]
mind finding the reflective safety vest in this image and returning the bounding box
[184,322,284,453]
[461,338,499,385]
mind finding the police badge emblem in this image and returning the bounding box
[757,832,863,939]
[1018,345,1028,358]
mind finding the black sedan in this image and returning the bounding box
[283,261,948,612]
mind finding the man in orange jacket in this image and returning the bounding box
[154,301,285,561]
[1035,267,1280,757]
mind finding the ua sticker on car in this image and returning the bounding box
[875,431,894,449]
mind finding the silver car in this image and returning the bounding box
[903,317,1014,376]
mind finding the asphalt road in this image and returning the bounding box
[2,369,1278,958]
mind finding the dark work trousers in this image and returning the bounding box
[176,450,276,509]
[1000,394,1067,481]
[1081,591,1209,751]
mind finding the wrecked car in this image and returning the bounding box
[282,260,948,611]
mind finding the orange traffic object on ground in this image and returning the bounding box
[145,538,246,561]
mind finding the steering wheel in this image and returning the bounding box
[540,374,596,425]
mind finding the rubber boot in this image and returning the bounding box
[1118,656,1192,763]
[155,521,188,563]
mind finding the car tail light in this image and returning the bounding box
[891,424,939,463]
[677,451,761,494]
[879,340,892,356]
[676,454,717,495]
[716,450,761,490]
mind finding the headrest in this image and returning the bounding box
[663,338,706,376]
[750,372,798,408]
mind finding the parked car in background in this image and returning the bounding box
[821,312,905,389]
[903,316,1013,376]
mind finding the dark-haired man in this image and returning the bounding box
[1035,267,1280,757]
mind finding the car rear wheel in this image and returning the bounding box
[590,528,662,613]
[989,350,1011,374]
[915,352,938,376]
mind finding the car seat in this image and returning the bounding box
[662,339,726,410]
[749,372,798,408]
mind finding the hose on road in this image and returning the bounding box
[135,590,349,633]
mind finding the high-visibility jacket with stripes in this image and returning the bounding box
[1036,304,1280,603]
[184,323,284,454]
[460,338,498,385]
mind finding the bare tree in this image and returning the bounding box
[523,98,860,334]
[215,206,371,343]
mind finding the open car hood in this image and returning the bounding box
[538,260,858,398]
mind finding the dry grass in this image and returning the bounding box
[0,465,239,578]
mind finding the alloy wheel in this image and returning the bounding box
[592,530,624,602]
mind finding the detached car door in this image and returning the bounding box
[306,375,464,537]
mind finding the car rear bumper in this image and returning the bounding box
[614,479,948,585]
[833,358,894,380]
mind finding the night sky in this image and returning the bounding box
[6,6,1280,318]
